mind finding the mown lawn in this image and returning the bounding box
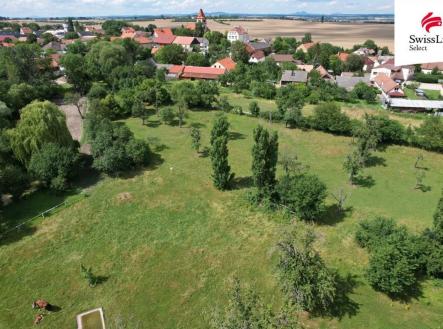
[1,105,443,328]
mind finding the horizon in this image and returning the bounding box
[2,0,394,19]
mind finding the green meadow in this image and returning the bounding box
[1,94,443,328]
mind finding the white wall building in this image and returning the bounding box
[227,26,249,43]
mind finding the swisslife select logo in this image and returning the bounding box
[395,0,443,66]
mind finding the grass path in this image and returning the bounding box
[1,110,443,328]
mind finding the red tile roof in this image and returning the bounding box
[168,65,226,80]
[154,35,176,45]
[374,74,402,95]
[338,52,349,62]
[230,26,248,35]
[185,23,197,30]
[49,53,61,69]
[421,62,443,71]
[182,66,226,79]
[251,50,265,60]
[197,9,206,20]
[214,57,237,71]
[0,35,17,42]
[300,42,316,50]
[134,36,152,44]
[173,36,197,46]
[154,28,174,36]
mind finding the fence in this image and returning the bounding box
[0,195,85,239]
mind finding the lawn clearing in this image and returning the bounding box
[1,106,443,328]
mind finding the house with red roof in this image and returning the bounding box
[20,27,33,35]
[249,50,265,63]
[421,62,443,74]
[121,27,136,39]
[373,74,404,98]
[168,65,226,80]
[0,35,17,43]
[337,52,349,62]
[154,28,174,38]
[153,34,176,47]
[296,42,317,53]
[316,65,333,80]
[227,26,249,43]
[370,58,414,82]
[212,57,237,72]
[173,36,199,51]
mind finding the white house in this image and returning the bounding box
[227,26,249,43]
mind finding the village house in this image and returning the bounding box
[421,62,443,74]
[196,37,209,54]
[337,52,349,62]
[249,50,265,63]
[316,65,333,80]
[227,26,249,43]
[121,27,136,39]
[296,42,317,53]
[20,27,33,35]
[153,34,176,47]
[245,40,271,54]
[280,70,308,86]
[173,36,200,52]
[373,74,405,98]
[370,59,413,83]
[212,57,237,72]
[335,75,371,91]
[42,41,66,53]
[154,28,174,38]
[168,65,226,80]
[353,47,375,56]
[268,54,300,66]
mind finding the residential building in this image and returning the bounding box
[42,41,66,53]
[316,65,333,80]
[335,75,371,91]
[121,27,136,39]
[212,57,237,72]
[280,70,308,86]
[353,47,375,56]
[196,37,209,54]
[373,74,405,98]
[154,28,174,38]
[153,34,176,46]
[173,36,199,52]
[296,42,317,53]
[268,54,299,66]
[370,59,413,82]
[421,62,443,74]
[337,52,349,62]
[245,40,271,54]
[227,26,249,43]
[249,50,265,63]
[297,64,314,73]
[20,27,33,35]
[168,65,226,80]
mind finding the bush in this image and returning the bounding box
[366,242,418,296]
[310,103,352,135]
[355,217,400,250]
[277,174,327,220]
[249,101,260,117]
[415,116,443,152]
[158,107,175,125]
[415,73,443,83]
[277,232,338,315]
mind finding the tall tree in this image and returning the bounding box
[251,125,278,196]
[434,189,443,243]
[8,101,73,166]
[210,115,232,190]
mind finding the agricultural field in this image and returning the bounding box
[134,18,395,51]
[1,94,443,328]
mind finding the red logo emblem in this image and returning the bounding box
[421,12,442,32]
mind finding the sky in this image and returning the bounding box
[1,0,394,18]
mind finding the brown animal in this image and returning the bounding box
[34,314,43,325]
[32,300,49,310]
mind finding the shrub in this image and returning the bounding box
[249,101,260,117]
[355,217,399,250]
[310,103,352,135]
[158,107,175,125]
[277,174,327,220]
[415,73,443,83]
[415,116,443,152]
[277,232,338,314]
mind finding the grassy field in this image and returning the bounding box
[1,100,443,328]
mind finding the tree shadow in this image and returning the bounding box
[229,131,246,141]
[199,147,210,158]
[366,155,386,168]
[354,175,375,188]
[47,304,62,313]
[94,275,109,286]
[317,204,353,226]
[329,274,361,319]
[415,185,432,193]
[231,176,254,190]
[190,122,206,129]
[145,120,162,128]
[381,280,423,303]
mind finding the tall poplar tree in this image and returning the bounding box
[210,115,232,190]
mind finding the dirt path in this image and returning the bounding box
[59,98,87,142]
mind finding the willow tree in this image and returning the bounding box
[8,101,73,166]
